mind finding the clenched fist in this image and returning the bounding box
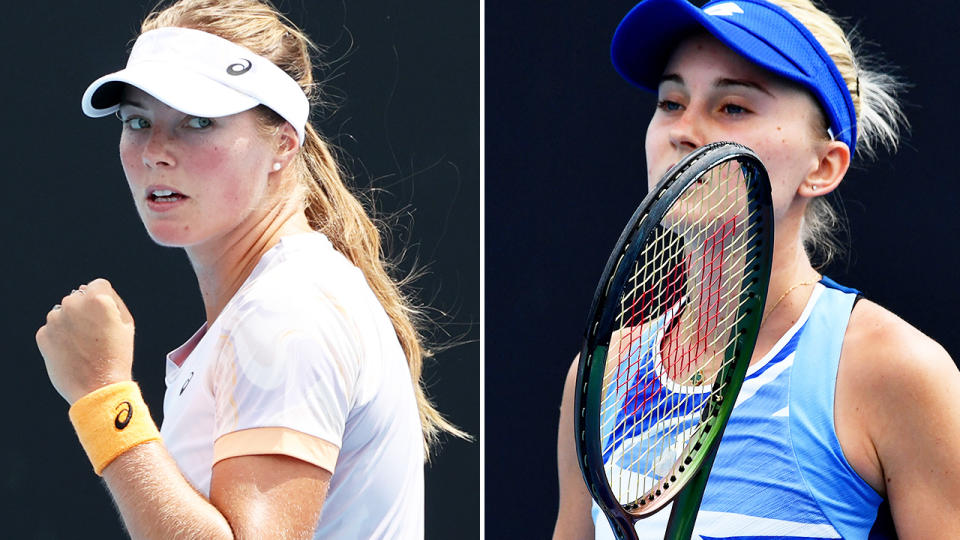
[36,278,136,405]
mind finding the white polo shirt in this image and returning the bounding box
[159,232,424,538]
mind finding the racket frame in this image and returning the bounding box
[574,142,774,540]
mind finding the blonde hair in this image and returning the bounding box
[141,0,465,454]
[770,0,908,267]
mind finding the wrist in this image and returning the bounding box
[68,381,162,475]
[65,374,134,406]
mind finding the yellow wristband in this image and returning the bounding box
[68,381,161,475]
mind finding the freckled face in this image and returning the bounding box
[117,86,279,247]
[645,34,827,218]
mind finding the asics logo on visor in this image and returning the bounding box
[704,2,744,16]
[226,58,252,76]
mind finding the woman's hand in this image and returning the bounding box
[36,278,136,405]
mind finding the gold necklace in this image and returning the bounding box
[764,276,821,318]
[686,276,820,385]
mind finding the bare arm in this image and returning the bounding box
[554,356,595,540]
[101,441,231,539]
[37,279,330,539]
[875,340,960,537]
[102,442,330,539]
[839,302,960,539]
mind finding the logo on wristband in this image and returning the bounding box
[114,401,133,430]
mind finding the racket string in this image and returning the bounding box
[601,159,762,508]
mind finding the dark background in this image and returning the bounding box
[1,1,478,538]
[487,0,959,538]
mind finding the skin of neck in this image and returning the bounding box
[766,191,821,312]
[186,176,313,326]
[747,190,822,363]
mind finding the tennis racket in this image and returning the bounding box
[573,142,774,540]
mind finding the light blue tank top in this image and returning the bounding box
[592,278,884,539]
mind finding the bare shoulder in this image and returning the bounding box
[839,298,960,535]
[844,298,953,379]
[842,298,957,431]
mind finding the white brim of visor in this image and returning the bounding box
[81,27,308,144]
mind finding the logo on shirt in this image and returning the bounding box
[226,59,252,75]
[114,401,133,430]
[704,2,744,16]
[180,371,195,396]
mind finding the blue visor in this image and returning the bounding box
[611,0,857,153]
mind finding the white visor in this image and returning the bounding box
[82,27,309,144]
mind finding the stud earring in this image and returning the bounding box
[272,162,282,172]
[810,184,819,191]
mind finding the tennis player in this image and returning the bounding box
[556,0,960,538]
[35,0,461,537]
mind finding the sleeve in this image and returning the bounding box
[209,291,363,473]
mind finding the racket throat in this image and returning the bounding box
[663,435,722,540]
